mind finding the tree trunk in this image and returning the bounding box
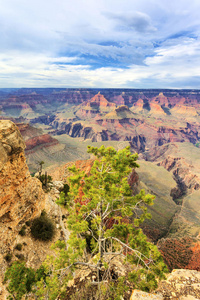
[97,200,103,282]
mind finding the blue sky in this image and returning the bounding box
[0,0,200,88]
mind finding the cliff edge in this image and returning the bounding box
[0,120,45,280]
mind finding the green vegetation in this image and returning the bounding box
[37,174,52,188]
[30,212,55,241]
[56,184,70,206]
[4,146,167,299]
[4,261,36,300]
[36,161,53,190]
[63,183,70,196]
[41,145,167,299]
[38,161,44,175]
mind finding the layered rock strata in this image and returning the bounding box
[0,120,45,257]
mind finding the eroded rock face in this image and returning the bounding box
[0,120,45,255]
[0,120,25,171]
[157,269,200,300]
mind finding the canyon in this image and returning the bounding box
[1,89,200,153]
[1,89,200,297]
[1,89,200,242]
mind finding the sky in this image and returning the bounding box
[0,0,200,88]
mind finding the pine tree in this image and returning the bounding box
[4,146,168,300]
[50,145,167,299]
[4,261,36,300]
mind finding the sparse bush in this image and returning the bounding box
[30,214,55,241]
[4,253,12,262]
[15,243,22,251]
[37,174,52,188]
[19,225,26,236]
[63,183,70,196]
[25,220,31,226]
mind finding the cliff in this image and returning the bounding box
[0,120,45,278]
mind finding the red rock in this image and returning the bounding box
[25,134,59,151]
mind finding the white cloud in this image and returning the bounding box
[0,0,200,87]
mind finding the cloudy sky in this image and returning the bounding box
[0,0,200,88]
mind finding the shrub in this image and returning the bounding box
[19,225,26,236]
[4,261,36,299]
[25,220,31,226]
[37,174,52,188]
[4,253,12,262]
[63,183,70,196]
[15,243,22,251]
[30,214,55,241]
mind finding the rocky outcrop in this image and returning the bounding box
[84,92,116,110]
[149,102,166,115]
[0,120,45,261]
[131,269,200,300]
[56,121,109,142]
[75,93,116,119]
[131,290,163,299]
[104,105,136,119]
[157,269,200,299]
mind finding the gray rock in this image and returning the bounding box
[130,290,163,299]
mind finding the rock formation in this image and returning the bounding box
[131,269,200,299]
[0,120,45,275]
[2,89,200,156]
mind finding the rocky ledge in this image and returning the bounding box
[131,269,200,300]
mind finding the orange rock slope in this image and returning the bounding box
[0,120,45,255]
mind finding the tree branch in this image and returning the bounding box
[56,261,98,273]
[102,202,110,219]
[105,237,154,269]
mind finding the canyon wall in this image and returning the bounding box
[0,120,45,277]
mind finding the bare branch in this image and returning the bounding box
[102,202,110,219]
[87,227,98,242]
[105,237,154,269]
[56,261,98,273]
